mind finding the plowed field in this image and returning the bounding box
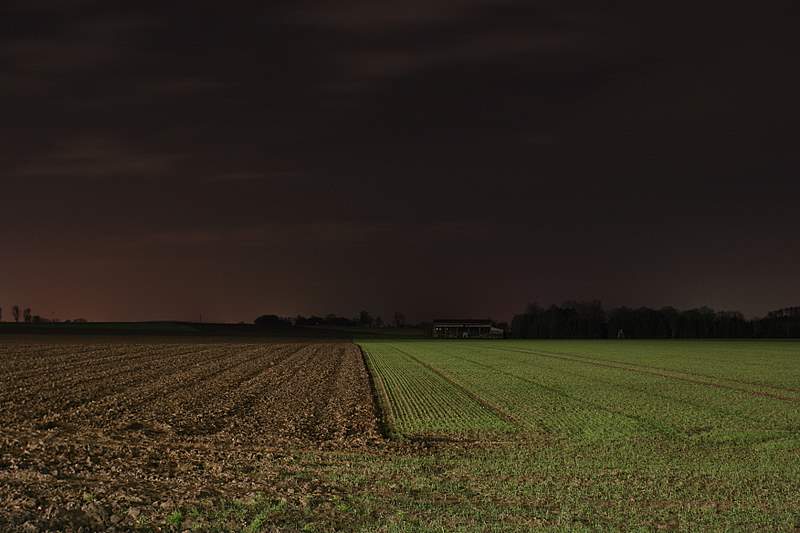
[0,342,380,531]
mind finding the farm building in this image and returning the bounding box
[432,319,504,339]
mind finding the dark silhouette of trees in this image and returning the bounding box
[511,301,606,339]
[277,304,799,338]
[23,308,32,323]
[12,305,20,323]
[755,308,800,338]
[293,311,408,329]
[293,313,372,327]
[254,314,290,327]
[512,302,796,338]
[324,314,354,326]
[295,315,325,326]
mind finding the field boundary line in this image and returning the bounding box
[484,345,800,403]
[388,344,524,431]
[358,345,397,440]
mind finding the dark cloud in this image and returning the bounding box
[0,1,798,321]
[287,0,493,29]
[11,137,183,179]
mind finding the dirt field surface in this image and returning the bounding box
[0,341,381,531]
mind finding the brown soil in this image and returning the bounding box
[0,342,381,531]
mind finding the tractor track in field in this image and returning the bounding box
[531,347,800,395]
[461,347,771,430]
[483,346,800,403]
[0,341,382,531]
[448,352,676,436]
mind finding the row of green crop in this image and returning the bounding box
[363,344,515,437]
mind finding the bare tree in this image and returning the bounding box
[393,311,406,328]
[12,305,20,323]
[23,308,32,323]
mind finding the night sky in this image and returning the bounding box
[2,1,798,323]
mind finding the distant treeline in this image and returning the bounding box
[512,302,800,339]
[0,304,86,324]
[256,311,420,329]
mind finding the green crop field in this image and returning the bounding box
[358,340,800,531]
